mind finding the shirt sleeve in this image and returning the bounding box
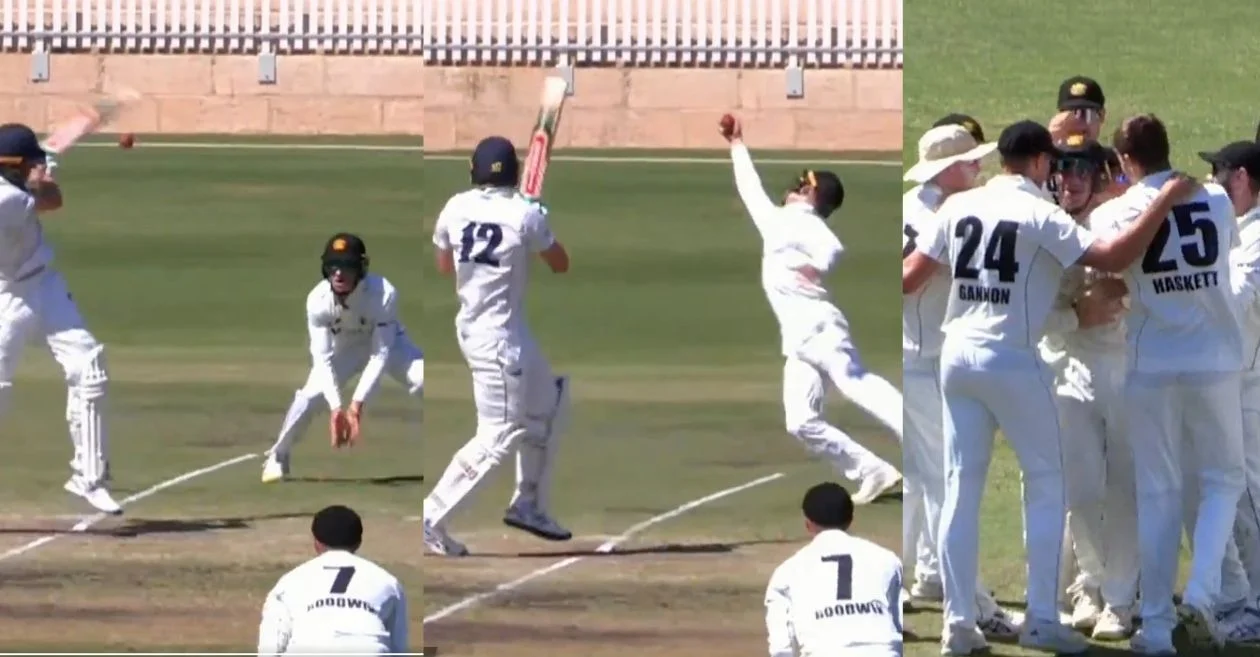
[522,201,558,253]
[306,295,343,410]
[1232,226,1260,313]
[764,564,796,657]
[1034,206,1098,267]
[730,142,778,239]
[257,582,293,656]
[350,287,399,404]
[804,226,844,273]
[432,198,455,250]
[384,585,410,654]
[0,190,35,227]
[915,210,950,264]
[887,561,904,636]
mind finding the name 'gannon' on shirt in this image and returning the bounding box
[1150,271,1221,295]
[957,284,1011,305]
[814,599,887,620]
[307,597,379,614]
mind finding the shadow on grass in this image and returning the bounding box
[0,511,313,537]
[475,537,799,559]
[287,474,424,486]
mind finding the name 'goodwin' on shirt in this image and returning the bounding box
[814,598,889,621]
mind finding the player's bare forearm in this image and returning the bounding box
[435,249,454,276]
[30,180,63,212]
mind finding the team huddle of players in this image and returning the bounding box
[903,75,1260,655]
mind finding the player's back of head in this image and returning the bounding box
[1113,114,1171,173]
[470,136,520,188]
[802,482,854,531]
[312,504,364,552]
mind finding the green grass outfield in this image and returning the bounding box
[420,148,904,653]
[905,1,1260,655]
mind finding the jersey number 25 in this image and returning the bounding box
[459,222,504,267]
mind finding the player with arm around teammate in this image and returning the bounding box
[1088,116,1245,654]
[0,123,121,515]
[721,115,903,504]
[257,505,408,655]
[764,482,902,657]
[423,136,573,556]
[260,234,425,482]
[902,119,1195,655]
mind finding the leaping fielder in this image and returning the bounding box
[260,233,424,482]
[0,123,121,515]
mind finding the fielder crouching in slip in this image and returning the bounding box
[764,482,902,657]
[259,233,425,482]
[1038,134,1139,640]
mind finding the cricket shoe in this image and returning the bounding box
[1178,599,1225,649]
[1130,628,1177,655]
[423,519,469,557]
[1066,579,1103,629]
[911,578,944,602]
[1225,606,1260,643]
[940,624,988,656]
[1092,604,1135,640]
[852,465,901,505]
[503,503,573,541]
[1018,619,1089,654]
[977,589,1023,639]
[260,452,290,483]
[63,477,122,515]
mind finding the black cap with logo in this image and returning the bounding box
[1057,76,1106,111]
[998,120,1061,160]
[0,123,47,165]
[470,135,521,187]
[933,113,985,143]
[1199,141,1260,180]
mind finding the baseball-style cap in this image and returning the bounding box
[0,123,47,165]
[1057,76,1106,111]
[1198,141,1260,179]
[933,113,986,143]
[904,125,998,183]
[998,120,1061,160]
[470,135,520,186]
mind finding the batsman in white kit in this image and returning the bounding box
[764,482,902,657]
[0,123,121,515]
[720,115,903,505]
[258,505,409,655]
[423,136,573,556]
[902,120,1193,655]
[260,233,424,482]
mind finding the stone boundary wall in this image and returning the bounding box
[424,67,901,151]
[0,54,423,134]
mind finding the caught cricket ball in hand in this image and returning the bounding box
[119,133,135,149]
[719,113,736,137]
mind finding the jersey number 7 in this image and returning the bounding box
[325,566,356,594]
[820,554,853,601]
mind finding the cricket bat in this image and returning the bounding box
[42,85,141,154]
[520,76,569,202]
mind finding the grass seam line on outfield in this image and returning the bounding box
[423,471,786,625]
[0,452,259,563]
[69,142,898,165]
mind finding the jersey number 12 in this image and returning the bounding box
[459,221,504,267]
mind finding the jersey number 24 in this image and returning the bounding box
[459,222,504,267]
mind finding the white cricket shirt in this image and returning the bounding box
[729,143,848,356]
[0,179,52,283]
[903,183,950,363]
[257,549,408,655]
[1230,206,1260,370]
[764,529,902,657]
[432,187,555,338]
[918,175,1097,350]
[306,273,402,409]
[1090,172,1242,373]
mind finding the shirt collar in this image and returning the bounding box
[986,174,1053,201]
[1240,204,1260,227]
[1134,169,1176,190]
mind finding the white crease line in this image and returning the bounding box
[0,452,259,563]
[68,141,899,166]
[423,471,785,624]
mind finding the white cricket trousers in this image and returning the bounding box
[0,267,110,486]
[1126,371,1244,636]
[782,321,903,480]
[268,331,424,455]
[1237,370,1260,600]
[1055,352,1138,609]
[424,329,563,527]
[937,339,1066,629]
[903,354,943,586]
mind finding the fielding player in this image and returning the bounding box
[0,123,121,515]
[764,482,902,657]
[260,233,425,482]
[1039,136,1139,639]
[903,119,1193,655]
[257,505,409,654]
[423,136,573,556]
[1089,116,1243,653]
[902,121,1022,638]
[720,114,903,505]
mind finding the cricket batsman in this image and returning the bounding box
[259,233,424,482]
[0,123,121,515]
